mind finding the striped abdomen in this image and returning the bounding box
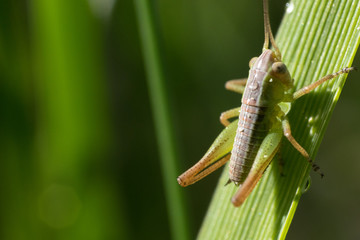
[229,104,269,184]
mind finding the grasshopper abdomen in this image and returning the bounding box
[229,104,268,185]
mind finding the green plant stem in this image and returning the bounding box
[134,1,190,240]
[198,0,360,239]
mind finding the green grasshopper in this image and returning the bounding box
[177,0,355,207]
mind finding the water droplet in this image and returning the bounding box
[333,88,341,102]
[309,126,316,137]
[246,98,256,104]
[269,79,273,83]
[263,154,268,159]
[281,215,287,225]
[302,176,312,194]
[249,81,259,90]
[308,116,314,124]
[286,2,295,14]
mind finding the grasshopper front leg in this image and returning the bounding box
[219,78,247,126]
[225,78,247,94]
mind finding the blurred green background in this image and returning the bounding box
[1,0,359,239]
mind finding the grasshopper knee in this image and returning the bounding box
[220,107,241,127]
[220,112,231,126]
[177,176,188,187]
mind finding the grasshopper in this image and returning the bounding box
[177,0,355,207]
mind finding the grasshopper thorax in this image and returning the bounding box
[241,50,292,108]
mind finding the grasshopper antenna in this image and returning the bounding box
[263,0,282,60]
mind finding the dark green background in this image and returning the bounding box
[1,0,359,239]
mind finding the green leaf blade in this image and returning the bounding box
[198,1,360,239]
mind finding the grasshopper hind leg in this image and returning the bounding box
[231,129,283,207]
[177,121,238,187]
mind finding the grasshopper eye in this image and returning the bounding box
[249,57,258,68]
[272,62,287,74]
[271,62,293,89]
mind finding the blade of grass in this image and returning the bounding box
[134,1,190,240]
[198,0,360,239]
[31,0,125,239]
